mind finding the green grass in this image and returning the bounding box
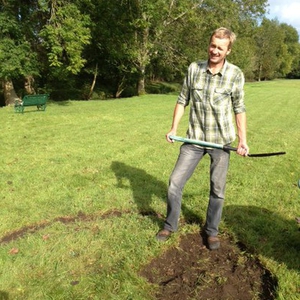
[0,80,299,299]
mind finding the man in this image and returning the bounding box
[156,27,249,250]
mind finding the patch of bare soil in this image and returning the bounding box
[0,210,126,244]
[140,233,277,300]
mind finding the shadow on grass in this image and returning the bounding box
[223,205,300,272]
[14,109,47,114]
[0,291,9,300]
[111,161,167,227]
[50,100,72,106]
[111,161,205,228]
[181,201,205,227]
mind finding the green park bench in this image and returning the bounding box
[14,94,49,113]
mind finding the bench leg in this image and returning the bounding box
[14,105,23,113]
[37,104,46,111]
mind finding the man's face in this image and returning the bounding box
[208,36,231,66]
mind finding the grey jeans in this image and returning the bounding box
[164,143,230,237]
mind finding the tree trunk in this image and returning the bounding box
[115,76,125,98]
[87,64,98,100]
[3,79,21,106]
[136,12,149,96]
[24,75,36,95]
[137,67,145,95]
[258,63,262,81]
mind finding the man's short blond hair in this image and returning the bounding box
[210,27,236,50]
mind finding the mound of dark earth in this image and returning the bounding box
[140,233,277,300]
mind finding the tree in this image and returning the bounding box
[144,0,268,87]
[0,0,91,105]
[1,0,298,104]
[83,0,268,97]
[230,37,257,80]
[84,0,204,97]
[0,1,39,105]
[278,23,300,77]
[39,0,91,75]
[254,19,285,80]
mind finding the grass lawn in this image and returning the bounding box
[0,79,299,299]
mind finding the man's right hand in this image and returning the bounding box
[166,131,176,143]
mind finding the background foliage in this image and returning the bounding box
[0,0,299,105]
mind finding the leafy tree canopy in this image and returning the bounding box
[0,0,299,104]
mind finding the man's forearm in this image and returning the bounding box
[170,103,185,132]
[235,112,247,143]
[166,103,185,142]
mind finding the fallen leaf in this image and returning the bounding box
[9,248,19,254]
[42,234,50,240]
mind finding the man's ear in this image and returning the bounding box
[226,48,231,55]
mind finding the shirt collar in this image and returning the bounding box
[204,59,228,76]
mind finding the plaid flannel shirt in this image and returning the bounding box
[177,60,246,146]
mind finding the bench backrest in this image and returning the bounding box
[22,94,49,106]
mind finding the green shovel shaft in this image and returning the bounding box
[168,135,286,157]
[169,135,237,152]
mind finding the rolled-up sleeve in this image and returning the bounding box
[231,72,246,114]
[177,63,196,107]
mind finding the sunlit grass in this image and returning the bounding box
[0,80,299,299]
